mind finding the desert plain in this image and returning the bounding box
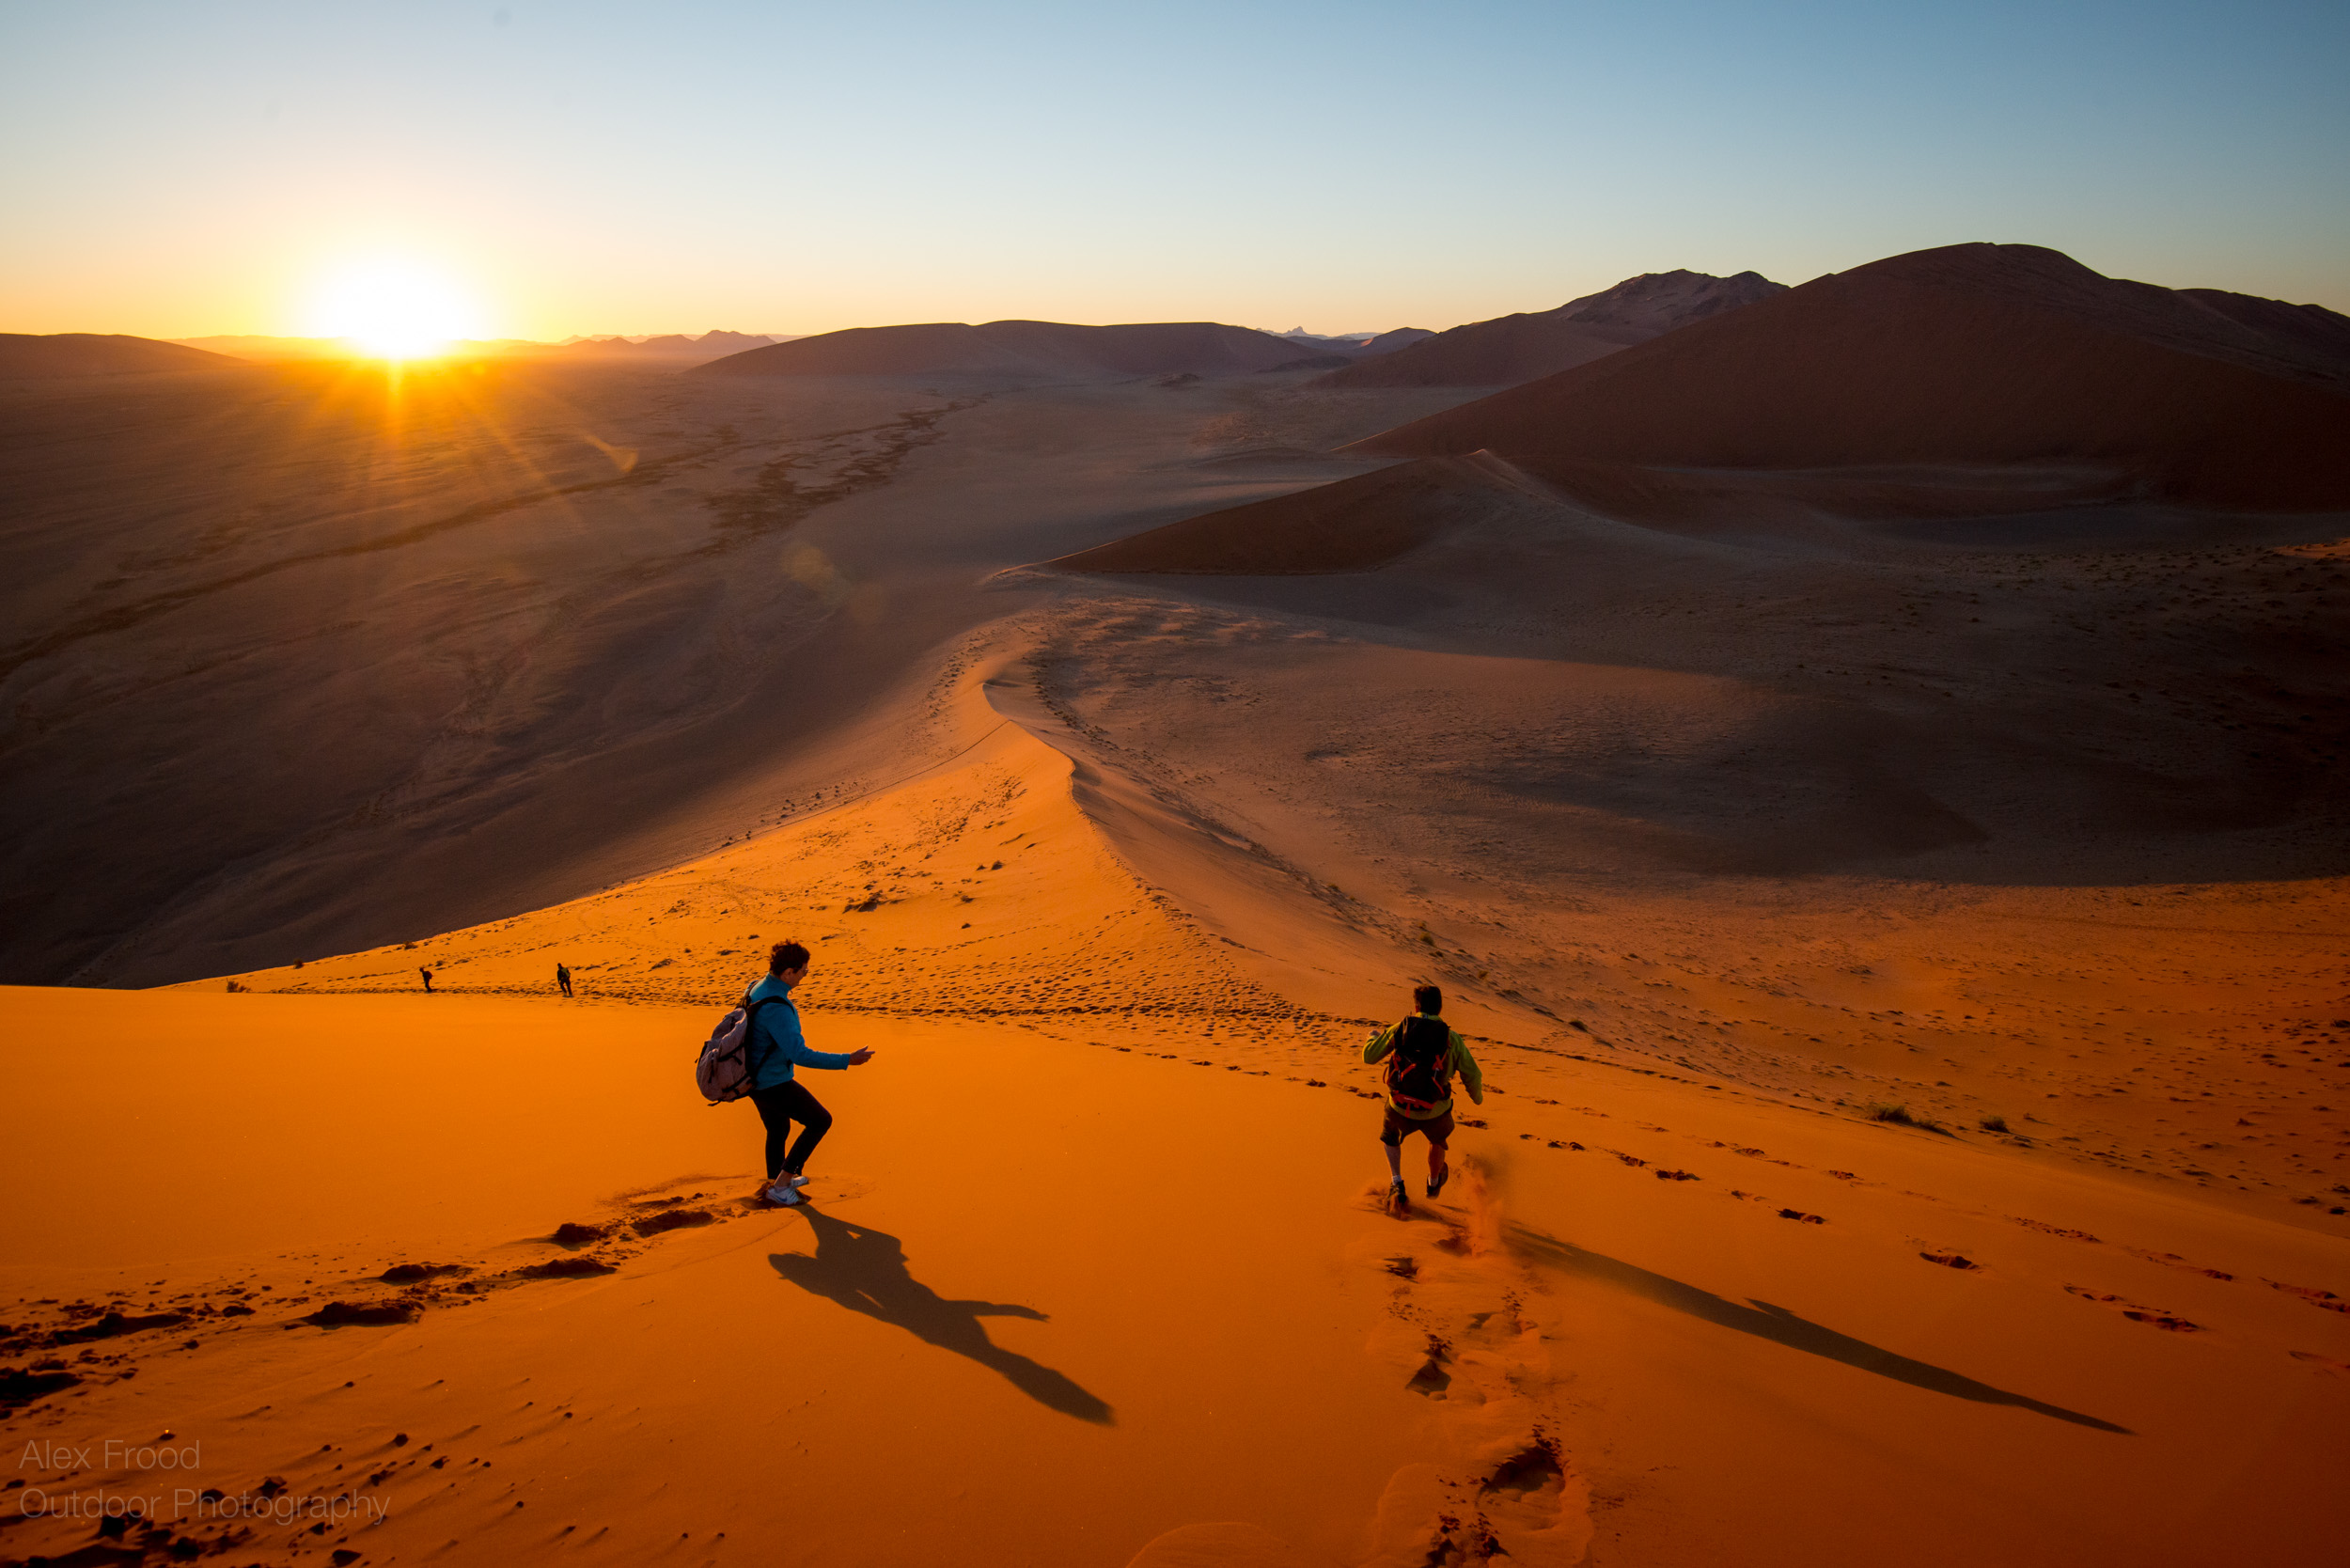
[3,245,2348,1567]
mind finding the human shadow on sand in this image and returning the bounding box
[769,1205,1113,1424]
[1506,1222,2130,1434]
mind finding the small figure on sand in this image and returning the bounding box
[419,965,433,994]
[744,940,875,1205]
[555,963,572,998]
[1364,983,1482,1207]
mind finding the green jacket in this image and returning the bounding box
[1363,1014,1484,1120]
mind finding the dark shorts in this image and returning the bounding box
[1379,1105,1453,1147]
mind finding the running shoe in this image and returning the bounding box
[1427,1169,1449,1199]
[765,1181,804,1205]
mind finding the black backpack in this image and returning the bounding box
[1383,1016,1453,1113]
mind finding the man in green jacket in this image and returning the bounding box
[1363,983,1483,1206]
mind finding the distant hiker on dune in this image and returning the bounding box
[556,963,572,998]
[419,965,432,994]
[744,940,875,1206]
[1364,983,1482,1208]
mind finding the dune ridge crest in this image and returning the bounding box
[1314,268,1786,389]
[695,319,1321,378]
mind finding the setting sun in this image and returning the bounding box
[305,259,485,360]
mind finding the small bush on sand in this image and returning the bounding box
[1870,1102,1950,1135]
[1980,1114,2010,1134]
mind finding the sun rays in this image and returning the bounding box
[304,259,487,362]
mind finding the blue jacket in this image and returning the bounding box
[744,975,854,1090]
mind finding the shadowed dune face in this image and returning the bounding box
[0,361,998,985]
[1350,243,2350,512]
[1051,454,1558,575]
[1026,604,2345,891]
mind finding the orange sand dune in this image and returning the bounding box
[695,321,1322,379]
[6,653,2347,1564]
[1350,243,2350,511]
[1315,271,1784,390]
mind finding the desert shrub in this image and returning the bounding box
[1870,1102,1950,1135]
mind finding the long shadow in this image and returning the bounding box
[769,1205,1113,1424]
[1505,1223,2130,1434]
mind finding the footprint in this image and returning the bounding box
[2063,1285,2201,1331]
[2266,1279,2349,1316]
[1405,1334,1453,1398]
[2126,1248,2232,1281]
[1351,1170,1593,1565]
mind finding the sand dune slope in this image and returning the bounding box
[7,934,2346,1566]
[1048,454,1566,575]
[1315,270,1784,390]
[0,333,248,378]
[695,321,1314,379]
[186,655,1325,1032]
[7,637,2345,1564]
[0,361,991,988]
[1350,243,2350,511]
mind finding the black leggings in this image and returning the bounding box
[750,1080,833,1180]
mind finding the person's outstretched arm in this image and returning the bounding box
[764,1005,860,1070]
[777,1036,859,1070]
[1361,1022,1400,1065]
[1449,1032,1484,1105]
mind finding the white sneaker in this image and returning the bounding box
[765,1181,803,1205]
[781,1173,811,1188]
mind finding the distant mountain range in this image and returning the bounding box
[556,330,791,362]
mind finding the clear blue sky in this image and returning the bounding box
[4,0,2344,337]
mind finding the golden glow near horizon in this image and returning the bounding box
[304,259,487,361]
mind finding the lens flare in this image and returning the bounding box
[306,261,485,360]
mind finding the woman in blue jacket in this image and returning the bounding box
[745,940,875,1205]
